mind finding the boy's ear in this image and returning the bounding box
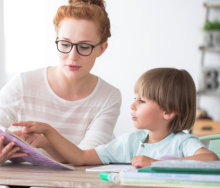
[163,111,176,120]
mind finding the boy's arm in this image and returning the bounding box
[132,148,219,168]
[45,127,102,165]
[177,147,219,161]
[12,121,102,166]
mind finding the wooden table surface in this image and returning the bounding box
[0,163,155,188]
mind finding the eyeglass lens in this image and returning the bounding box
[57,40,93,56]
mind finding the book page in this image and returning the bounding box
[0,127,74,170]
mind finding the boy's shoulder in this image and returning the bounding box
[171,131,199,142]
[120,130,148,142]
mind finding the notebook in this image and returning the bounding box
[138,160,220,174]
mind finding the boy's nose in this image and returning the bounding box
[130,101,136,111]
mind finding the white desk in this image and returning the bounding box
[0,163,156,188]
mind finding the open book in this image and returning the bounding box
[0,127,74,170]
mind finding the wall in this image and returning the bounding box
[92,0,208,136]
[2,0,219,137]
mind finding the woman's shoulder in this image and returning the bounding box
[0,72,22,94]
[18,67,47,90]
[20,67,45,79]
[98,77,121,94]
[90,77,121,102]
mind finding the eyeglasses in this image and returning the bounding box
[55,40,101,56]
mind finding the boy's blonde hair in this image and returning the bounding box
[134,68,196,133]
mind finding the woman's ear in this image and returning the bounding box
[163,111,176,120]
[97,42,108,57]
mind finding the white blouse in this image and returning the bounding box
[0,68,121,149]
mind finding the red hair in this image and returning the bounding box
[53,0,111,43]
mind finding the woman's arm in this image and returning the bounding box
[0,74,29,163]
[12,121,102,166]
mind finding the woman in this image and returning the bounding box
[0,0,121,163]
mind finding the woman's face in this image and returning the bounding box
[56,18,106,80]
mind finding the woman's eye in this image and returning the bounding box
[61,43,71,48]
[79,44,91,51]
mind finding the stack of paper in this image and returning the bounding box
[86,164,135,172]
[120,160,220,187]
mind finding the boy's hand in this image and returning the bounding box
[12,121,52,149]
[131,155,158,168]
[0,136,28,163]
[12,121,51,135]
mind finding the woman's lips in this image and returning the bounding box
[67,64,81,71]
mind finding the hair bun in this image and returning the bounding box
[69,0,105,9]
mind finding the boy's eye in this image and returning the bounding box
[139,99,145,103]
[134,97,145,103]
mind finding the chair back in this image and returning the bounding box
[200,134,220,158]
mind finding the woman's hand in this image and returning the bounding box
[12,121,66,162]
[131,155,158,168]
[0,136,28,163]
[14,130,49,149]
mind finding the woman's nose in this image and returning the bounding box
[68,46,79,60]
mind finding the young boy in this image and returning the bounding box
[12,68,219,168]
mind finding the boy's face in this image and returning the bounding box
[130,95,167,131]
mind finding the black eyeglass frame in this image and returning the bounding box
[55,40,102,56]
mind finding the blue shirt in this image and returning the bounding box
[95,130,205,164]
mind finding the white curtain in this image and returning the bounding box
[0,0,5,88]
